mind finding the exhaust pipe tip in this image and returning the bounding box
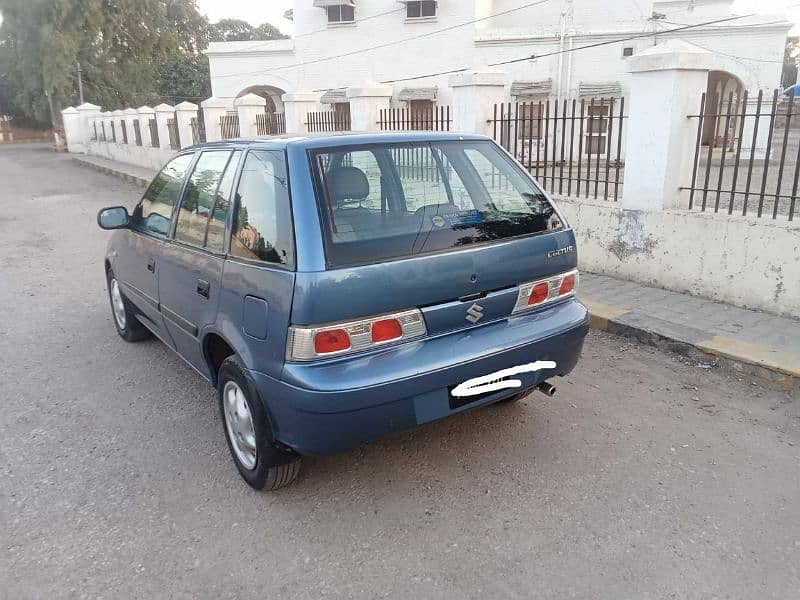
[537,381,557,397]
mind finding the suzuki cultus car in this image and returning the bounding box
[97,132,588,490]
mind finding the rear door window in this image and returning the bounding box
[312,140,563,267]
[174,150,237,251]
[230,150,294,267]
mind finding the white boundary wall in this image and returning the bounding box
[559,198,800,318]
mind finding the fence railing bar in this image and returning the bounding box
[743,90,764,216]
[551,99,558,194]
[577,99,585,197]
[514,102,521,160]
[585,98,595,199]
[689,92,706,209]
[714,91,735,213]
[613,97,625,202]
[567,99,576,197]
[603,98,616,201]
[535,101,543,182]
[594,98,605,199]
[773,91,794,219]
[757,89,780,217]
[701,92,722,211]
[728,91,748,214]
[559,99,567,196]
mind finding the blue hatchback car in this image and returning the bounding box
[97,132,588,490]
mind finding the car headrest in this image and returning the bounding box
[327,167,370,205]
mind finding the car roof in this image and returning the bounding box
[186,131,490,152]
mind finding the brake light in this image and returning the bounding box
[371,319,403,343]
[314,329,351,354]
[528,282,550,306]
[513,269,579,314]
[287,309,427,361]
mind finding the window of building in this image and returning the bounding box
[585,103,611,155]
[622,47,634,57]
[516,101,544,140]
[406,1,437,19]
[133,153,194,238]
[327,4,355,23]
[230,150,294,266]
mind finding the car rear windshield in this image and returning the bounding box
[311,140,564,267]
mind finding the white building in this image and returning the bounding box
[206,0,792,121]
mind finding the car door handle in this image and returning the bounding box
[147,258,155,273]
[196,279,210,299]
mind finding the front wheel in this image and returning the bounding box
[106,269,151,342]
[218,355,301,491]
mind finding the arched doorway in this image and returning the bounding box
[236,85,287,114]
[702,71,745,148]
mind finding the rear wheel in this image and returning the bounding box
[218,355,301,491]
[106,269,151,342]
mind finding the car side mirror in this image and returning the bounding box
[97,206,130,230]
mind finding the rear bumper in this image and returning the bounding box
[250,299,588,455]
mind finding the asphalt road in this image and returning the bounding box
[1,144,799,600]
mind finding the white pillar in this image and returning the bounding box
[123,108,138,145]
[137,106,155,147]
[201,97,229,142]
[174,101,198,149]
[347,82,393,132]
[623,40,714,211]
[154,103,175,150]
[76,102,101,151]
[61,107,82,153]
[235,93,267,137]
[448,70,508,137]
[281,92,320,135]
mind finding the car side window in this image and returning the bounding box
[230,150,293,267]
[133,153,194,237]
[174,150,234,250]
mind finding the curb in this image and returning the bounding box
[72,154,798,390]
[72,156,150,188]
[583,299,799,390]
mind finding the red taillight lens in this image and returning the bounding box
[559,274,576,295]
[314,329,351,354]
[371,318,403,343]
[528,282,550,305]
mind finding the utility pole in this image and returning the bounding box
[76,62,84,105]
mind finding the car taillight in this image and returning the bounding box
[528,282,550,306]
[371,318,403,343]
[314,329,350,354]
[513,269,579,314]
[287,309,427,361]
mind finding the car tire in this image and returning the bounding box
[217,355,301,491]
[106,269,151,342]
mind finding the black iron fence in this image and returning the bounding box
[100,122,107,142]
[378,106,451,131]
[685,90,798,220]
[489,98,627,201]
[256,112,286,136]
[166,118,180,150]
[149,118,159,148]
[91,122,98,142]
[133,119,142,146]
[110,121,117,143]
[191,115,206,144]
[220,114,240,139]
[307,110,351,133]
[120,120,128,144]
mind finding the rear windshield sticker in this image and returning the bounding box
[430,209,483,228]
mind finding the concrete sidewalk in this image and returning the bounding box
[73,153,800,388]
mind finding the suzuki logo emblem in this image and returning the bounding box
[466,303,485,324]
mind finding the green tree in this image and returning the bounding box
[782,37,799,90]
[209,18,287,42]
[155,52,211,105]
